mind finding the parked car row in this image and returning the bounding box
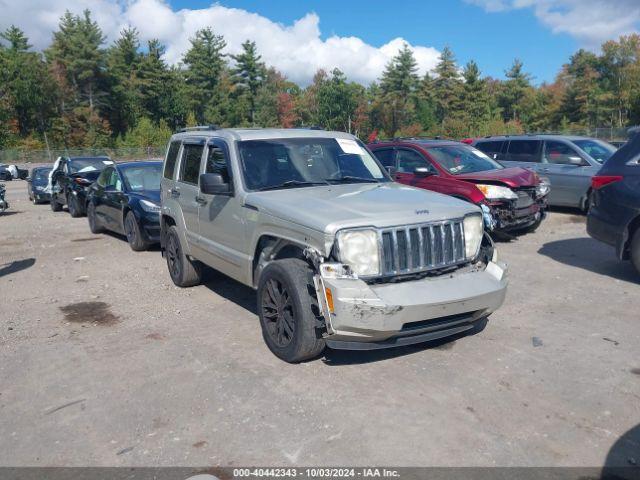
[25,128,639,363]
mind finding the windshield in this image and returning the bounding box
[427,145,504,175]
[237,137,388,191]
[572,139,617,163]
[120,164,162,192]
[69,158,112,173]
[33,168,51,183]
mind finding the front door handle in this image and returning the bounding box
[195,195,207,205]
[169,188,180,198]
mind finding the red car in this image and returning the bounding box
[368,139,549,234]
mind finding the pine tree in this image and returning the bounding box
[499,59,533,123]
[182,28,227,124]
[461,61,493,134]
[232,40,266,125]
[433,46,464,124]
[379,43,420,136]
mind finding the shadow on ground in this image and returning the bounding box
[539,237,638,283]
[0,211,23,217]
[0,258,35,278]
[202,267,257,315]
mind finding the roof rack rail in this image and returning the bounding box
[294,125,325,130]
[177,125,219,133]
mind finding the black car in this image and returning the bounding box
[86,161,162,251]
[50,156,113,216]
[587,132,640,274]
[27,166,52,204]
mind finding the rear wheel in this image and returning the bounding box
[257,258,325,363]
[124,211,149,251]
[630,228,640,276]
[165,225,201,287]
[87,202,104,234]
[581,189,593,214]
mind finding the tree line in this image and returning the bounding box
[2,9,640,151]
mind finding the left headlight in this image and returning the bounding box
[536,176,551,197]
[336,229,380,276]
[139,199,161,213]
[476,184,518,201]
[463,214,483,260]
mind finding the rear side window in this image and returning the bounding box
[179,144,204,185]
[164,141,181,179]
[476,141,504,155]
[372,149,395,168]
[506,140,541,162]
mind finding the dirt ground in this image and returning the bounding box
[1,178,639,467]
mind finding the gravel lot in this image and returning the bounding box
[1,178,639,467]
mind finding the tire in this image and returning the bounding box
[87,202,104,234]
[630,228,640,276]
[581,190,593,214]
[124,210,149,251]
[50,196,62,212]
[468,316,489,335]
[67,193,83,218]
[165,225,201,287]
[257,258,326,363]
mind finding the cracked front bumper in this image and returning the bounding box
[319,260,508,349]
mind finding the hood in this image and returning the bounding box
[455,167,537,188]
[245,182,480,235]
[131,190,160,203]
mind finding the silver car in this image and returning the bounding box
[160,127,508,362]
[473,135,617,211]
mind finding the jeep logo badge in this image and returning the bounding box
[415,209,429,215]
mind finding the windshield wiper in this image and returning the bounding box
[326,176,380,184]
[257,180,329,191]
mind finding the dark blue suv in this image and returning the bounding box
[587,132,640,274]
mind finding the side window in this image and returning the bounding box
[96,168,109,188]
[396,149,430,173]
[506,140,541,163]
[164,141,181,179]
[544,141,581,165]
[476,141,504,158]
[372,149,395,168]
[205,143,231,183]
[105,168,122,191]
[179,144,204,185]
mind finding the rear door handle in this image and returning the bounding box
[195,196,207,205]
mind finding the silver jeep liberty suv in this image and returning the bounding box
[160,127,508,362]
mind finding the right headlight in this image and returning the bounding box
[336,228,380,277]
[463,214,483,260]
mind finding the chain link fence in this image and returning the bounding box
[0,146,165,165]
[534,127,630,141]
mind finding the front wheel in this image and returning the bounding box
[165,225,201,287]
[257,258,325,363]
[50,196,62,212]
[630,228,640,276]
[124,211,150,251]
[87,202,104,234]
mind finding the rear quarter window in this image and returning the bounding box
[163,141,181,179]
[475,141,504,155]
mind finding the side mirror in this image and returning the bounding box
[200,173,231,195]
[414,167,434,177]
[568,156,585,166]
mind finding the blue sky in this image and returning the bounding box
[4,0,639,86]
[170,0,577,84]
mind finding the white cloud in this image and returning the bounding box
[467,0,640,48]
[0,0,441,85]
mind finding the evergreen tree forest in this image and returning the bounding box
[2,10,640,151]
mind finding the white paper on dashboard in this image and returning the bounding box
[336,138,364,155]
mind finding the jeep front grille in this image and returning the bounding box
[380,220,466,276]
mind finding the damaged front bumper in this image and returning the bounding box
[483,192,548,233]
[314,256,508,350]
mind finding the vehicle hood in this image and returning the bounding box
[245,182,480,235]
[130,190,160,203]
[455,167,537,188]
